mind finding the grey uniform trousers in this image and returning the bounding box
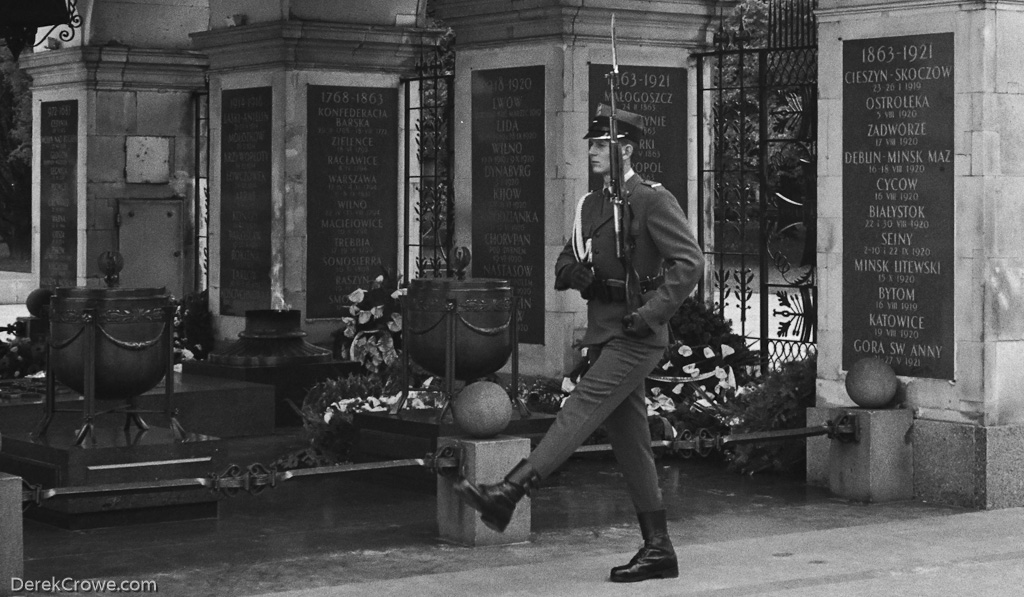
[526,336,666,513]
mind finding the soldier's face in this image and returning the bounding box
[589,140,611,175]
[589,140,631,176]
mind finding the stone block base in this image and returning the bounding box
[810,410,1024,508]
[1,471,23,596]
[828,408,913,502]
[436,436,530,546]
[1,420,223,530]
[807,407,914,502]
[914,419,1024,509]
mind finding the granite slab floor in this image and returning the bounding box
[14,430,976,597]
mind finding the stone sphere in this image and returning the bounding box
[845,357,898,408]
[25,288,53,318]
[452,381,513,438]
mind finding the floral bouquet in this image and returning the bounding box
[332,270,405,375]
[273,373,440,469]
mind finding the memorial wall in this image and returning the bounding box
[220,87,273,315]
[306,85,399,319]
[588,64,688,212]
[842,33,954,379]
[39,100,78,289]
[471,66,546,344]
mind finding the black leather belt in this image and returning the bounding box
[591,275,664,303]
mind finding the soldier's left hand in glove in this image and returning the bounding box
[621,311,653,338]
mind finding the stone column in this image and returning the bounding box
[191,0,442,343]
[19,0,209,301]
[0,434,23,594]
[432,0,718,379]
[815,0,1024,508]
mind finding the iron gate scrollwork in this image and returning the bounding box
[402,30,456,282]
[696,0,818,372]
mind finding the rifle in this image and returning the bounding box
[606,15,643,313]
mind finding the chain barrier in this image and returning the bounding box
[20,415,859,507]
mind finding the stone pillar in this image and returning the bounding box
[815,0,1024,508]
[18,0,209,301]
[432,0,718,379]
[0,473,22,596]
[191,0,442,344]
[1,432,23,594]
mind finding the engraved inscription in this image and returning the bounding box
[471,66,546,344]
[842,34,955,379]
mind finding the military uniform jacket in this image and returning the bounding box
[555,173,705,348]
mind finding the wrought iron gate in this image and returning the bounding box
[696,0,818,371]
[402,32,456,282]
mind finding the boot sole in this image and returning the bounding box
[609,565,679,583]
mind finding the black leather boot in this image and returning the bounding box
[609,509,679,582]
[453,459,539,533]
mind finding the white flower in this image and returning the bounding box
[679,345,693,357]
[371,305,384,319]
[324,409,334,424]
[357,310,372,324]
[375,275,384,284]
[387,313,402,333]
[347,289,366,303]
[391,288,407,299]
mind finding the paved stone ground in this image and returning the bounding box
[18,455,989,597]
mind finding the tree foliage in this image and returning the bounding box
[0,46,32,270]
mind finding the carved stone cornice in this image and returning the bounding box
[190,20,445,74]
[430,0,721,50]
[817,0,1024,17]
[19,46,208,92]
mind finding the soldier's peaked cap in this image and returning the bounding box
[584,104,644,143]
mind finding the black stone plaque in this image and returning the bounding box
[220,87,273,315]
[588,64,688,212]
[306,85,399,319]
[842,33,954,379]
[39,100,78,289]
[471,66,546,345]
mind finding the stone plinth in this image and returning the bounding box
[913,419,1024,509]
[184,360,360,428]
[828,408,914,503]
[436,436,531,546]
[0,421,224,530]
[1,467,24,594]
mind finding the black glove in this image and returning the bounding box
[561,262,595,291]
[621,311,653,338]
